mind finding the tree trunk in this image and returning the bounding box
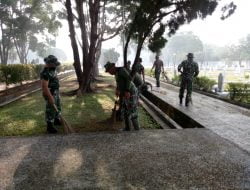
[93,39,102,77]
[65,0,82,85]
[77,0,100,95]
[76,0,89,69]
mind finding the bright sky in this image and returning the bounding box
[56,0,250,61]
[177,0,250,46]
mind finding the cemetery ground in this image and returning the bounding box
[0,75,160,136]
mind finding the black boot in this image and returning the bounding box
[156,80,160,87]
[179,98,183,105]
[54,118,62,126]
[122,117,130,131]
[185,98,189,107]
[47,122,57,134]
[131,118,140,130]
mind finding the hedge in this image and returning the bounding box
[0,64,74,85]
[171,75,216,92]
[227,82,250,103]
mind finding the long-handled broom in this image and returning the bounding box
[111,97,119,125]
[53,104,74,134]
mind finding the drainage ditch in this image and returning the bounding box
[142,91,204,129]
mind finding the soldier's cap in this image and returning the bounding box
[187,53,194,58]
[44,55,61,66]
[104,61,115,72]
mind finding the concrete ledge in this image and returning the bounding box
[140,94,182,129]
[0,71,74,107]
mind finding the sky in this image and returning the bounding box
[55,0,250,62]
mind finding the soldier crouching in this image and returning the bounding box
[104,62,140,131]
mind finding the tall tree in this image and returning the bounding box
[122,0,219,67]
[64,0,124,94]
[163,32,203,63]
[0,0,14,64]
[10,0,61,64]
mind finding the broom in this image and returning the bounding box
[53,104,74,134]
[111,97,119,125]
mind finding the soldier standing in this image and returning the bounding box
[104,62,140,131]
[151,55,164,87]
[40,55,61,133]
[178,53,199,106]
[131,57,145,82]
[124,60,131,72]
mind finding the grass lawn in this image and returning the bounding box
[0,75,161,136]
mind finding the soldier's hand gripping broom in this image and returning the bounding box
[53,104,74,134]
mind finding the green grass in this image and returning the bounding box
[0,75,161,136]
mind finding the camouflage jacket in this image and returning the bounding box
[40,67,60,90]
[178,60,199,80]
[115,67,136,95]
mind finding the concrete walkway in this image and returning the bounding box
[146,77,250,153]
[0,130,250,190]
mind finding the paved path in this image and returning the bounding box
[146,77,250,153]
[0,130,250,190]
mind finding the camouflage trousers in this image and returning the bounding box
[155,71,161,87]
[44,89,61,123]
[121,89,139,129]
[179,78,193,101]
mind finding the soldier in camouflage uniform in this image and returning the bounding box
[105,62,140,131]
[124,60,131,72]
[151,55,164,87]
[131,57,145,82]
[125,60,146,94]
[40,55,61,133]
[178,53,199,106]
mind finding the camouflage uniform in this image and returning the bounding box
[132,62,144,77]
[40,67,61,124]
[153,59,164,87]
[178,57,199,106]
[115,67,140,130]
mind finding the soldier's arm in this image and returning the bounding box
[141,65,145,82]
[122,69,132,92]
[177,62,183,73]
[194,63,199,77]
[122,69,133,98]
[41,80,55,105]
[161,61,164,73]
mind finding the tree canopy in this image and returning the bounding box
[0,0,61,64]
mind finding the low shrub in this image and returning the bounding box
[171,75,181,86]
[0,63,73,86]
[194,76,216,91]
[227,82,250,103]
[170,75,216,92]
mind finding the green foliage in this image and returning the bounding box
[0,64,74,85]
[171,75,181,86]
[163,32,204,62]
[227,82,250,103]
[144,69,154,77]
[148,24,167,54]
[194,76,216,91]
[123,0,218,61]
[171,75,216,91]
[102,48,120,65]
[0,0,62,64]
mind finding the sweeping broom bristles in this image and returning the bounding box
[53,104,74,134]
